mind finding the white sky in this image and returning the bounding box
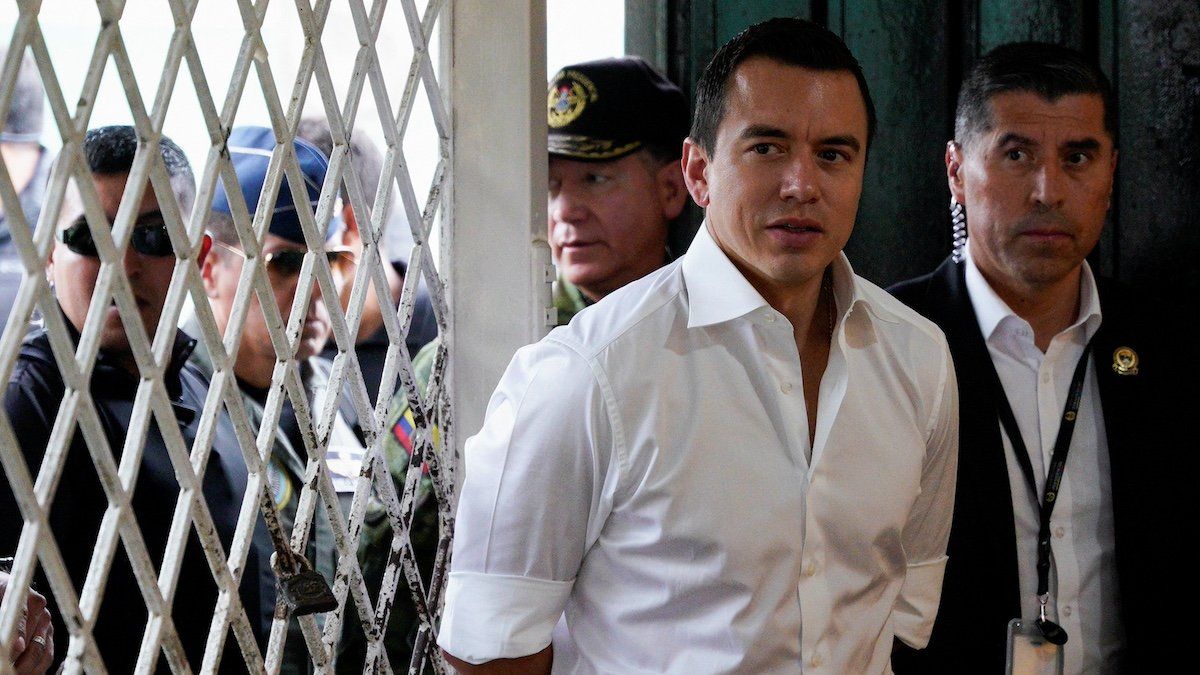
[3,1,622,158]
[2,0,623,249]
[547,0,624,77]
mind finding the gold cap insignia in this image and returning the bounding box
[1112,346,1139,376]
[548,70,598,129]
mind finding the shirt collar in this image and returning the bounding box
[681,222,881,330]
[826,245,891,329]
[963,240,1102,344]
[682,224,769,328]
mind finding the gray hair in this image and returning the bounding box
[296,116,392,225]
[205,210,239,248]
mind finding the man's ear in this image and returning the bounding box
[656,159,689,221]
[340,203,361,249]
[200,240,220,299]
[197,233,213,268]
[45,239,56,283]
[946,141,967,205]
[681,137,711,208]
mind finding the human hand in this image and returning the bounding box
[1,571,55,674]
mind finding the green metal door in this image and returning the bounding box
[636,0,1198,304]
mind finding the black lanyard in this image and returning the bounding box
[991,338,1095,646]
[993,338,1094,599]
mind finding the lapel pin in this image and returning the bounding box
[1112,346,1138,376]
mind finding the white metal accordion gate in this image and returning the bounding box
[0,0,548,672]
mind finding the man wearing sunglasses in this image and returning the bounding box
[0,125,272,672]
[186,125,367,673]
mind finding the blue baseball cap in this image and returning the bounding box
[212,125,339,243]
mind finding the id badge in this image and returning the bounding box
[1006,618,1064,675]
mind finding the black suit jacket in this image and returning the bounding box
[889,257,1197,673]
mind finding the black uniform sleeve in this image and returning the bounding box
[1,358,60,556]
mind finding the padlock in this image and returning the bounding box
[278,555,338,616]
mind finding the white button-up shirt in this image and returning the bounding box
[964,244,1124,673]
[438,227,958,673]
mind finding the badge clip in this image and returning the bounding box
[1112,346,1138,376]
[1036,594,1069,646]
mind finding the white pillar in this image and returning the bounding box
[447,0,553,482]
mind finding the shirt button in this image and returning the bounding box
[1063,605,1073,617]
[805,560,818,576]
[780,382,793,394]
[1041,371,1051,384]
[764,311,776,323]
[809,654,823,668]
[1055,526,1065,538]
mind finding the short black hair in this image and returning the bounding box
[82,125,196,216]
[0,44,44,142]
[296,116,391,224]
[690,17,876,154]
[955,42,1116,148]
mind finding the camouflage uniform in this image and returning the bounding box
[339,276,590,670]
[185,318,366,674]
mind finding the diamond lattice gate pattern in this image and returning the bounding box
[0,0,457,672]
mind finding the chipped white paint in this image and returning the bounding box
[0,0,544,672]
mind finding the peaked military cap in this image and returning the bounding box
[547,56,687,162]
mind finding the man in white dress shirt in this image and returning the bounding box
[439,18,959,674]
[891,42,1197,673]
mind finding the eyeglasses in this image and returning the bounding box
[213,239,355,279]
[61,217,175,257]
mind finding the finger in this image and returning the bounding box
[40,619,54,664]
[36,632,55,673]
[13,621,51,675]
[11,607,45,671]
[14,608,27,656]
[12,590,49,662]
[12,591,46,652]
[24,590,47,615]
[12,636,41,674]
[26,610,50,648]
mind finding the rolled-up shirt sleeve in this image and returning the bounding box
[893,341,959,649]
[437,337,620,664]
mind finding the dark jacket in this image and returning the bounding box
[320,260,439,406]
[0,315,270,673]
[889,257,1197,673]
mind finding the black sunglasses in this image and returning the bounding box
[214,240,354,278]
[61,217,175,258]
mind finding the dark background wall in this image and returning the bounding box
[628,0,1199,306]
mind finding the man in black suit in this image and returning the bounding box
[891,43,1195,673]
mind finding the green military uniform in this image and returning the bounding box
[549,275,593,326]
[339,277,590,669]
[408,275,590,386]
[185,318,366,674]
